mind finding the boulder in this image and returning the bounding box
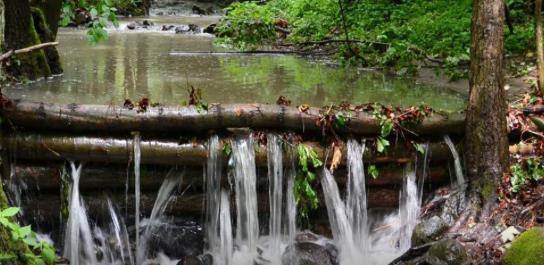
[203,24,216,34]
[142,20,154,27]
[192,5,207,15]
[503,227,544,265]
[143,218,204,259]
[162,25,175,31]
[126,22,137,30]
[188,24,200,33]
[412,216,448,246]
[281,231,339,265]
[424,239,467,265]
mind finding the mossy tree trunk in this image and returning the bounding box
[465,0,509,216]
[30,0,62,38]
[3,0,62,80]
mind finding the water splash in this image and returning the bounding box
[285,154,297,264]
[63,162,97,265]
[443,135,465,186]
[267,134,283,264]
[205,135,222,252]
[138,169,183,262]
[231,136,259,258]
[134,132,142,264]
[346,139,369,253]
[398,167,419,250]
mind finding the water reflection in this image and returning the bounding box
[4,17,466,111]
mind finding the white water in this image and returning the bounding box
[321,140,426,265]
[443,135,465,186]
[346,139,369,253]
[94,198,134,265]
[134,133,142,264]
[63,162,97,265]
[267,134,283,264]
[231,136,260,261]
[218,191,234,265]
[205,135,222,252]
[138,170,183,262]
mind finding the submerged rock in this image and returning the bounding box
[144,218,204,259]
[192,5,207,15]
[281,231,339,265]
[188,24,200,33]
[424,239,467,265]
[162,25,175,31]
[503,227,544,265]
[203,24,216,34]
[127,22,137,30]
[175,25,190,34]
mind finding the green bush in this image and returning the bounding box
[504,227,544,265]
[216,0,535,76]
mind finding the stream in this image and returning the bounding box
[2,5,469,265]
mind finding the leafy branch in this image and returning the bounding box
[295,144,323,223]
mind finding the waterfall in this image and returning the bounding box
[231,136,259,261]
[138,169,183,262]
[321,168,358,263]
[398,166,419,250]
[63,162,97,265]
[218,191,234,265]
[345,139,369,253]
[443,135,465,186]
[416,143,431,206]
[205,135,222,252]
[267,134,283,264]
[285,156,297,263]
[134,132,142,264]
[94,198,134,265]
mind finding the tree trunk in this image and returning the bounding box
[0,101,466,136]
[466,0,508,206]
[3,0,51,80]
[0,0,4,80]
[30,7,62,74]
[536,0,544,95]
[30,0,63,37]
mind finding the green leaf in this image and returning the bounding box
[413,143,425,154]
[90,8,98,17]
[41,246,56,264]
[376,137,389,153]
[1,207,20,218]
[368,165,379,179]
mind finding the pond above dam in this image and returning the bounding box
[2,16,466,111]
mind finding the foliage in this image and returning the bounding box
[368,164,379,179]
[295,144,322,222]
[504,227,544,265]
[510,158,544,192]
[372,107,392,153]
[61,0,121,44]
[216,2,277,50]
[0,207,56,265]
[182,86,208,113]
[216,0,534,78]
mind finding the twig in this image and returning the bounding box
[0,42,59,61]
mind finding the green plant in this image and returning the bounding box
[510,158,544,192]
[372,107,392,153]
[504,227,544,265]
[295,144,322,222]
[0,207,56,265]
[61,0,120,44]
[368,164,379,179]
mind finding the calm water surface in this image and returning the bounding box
[4,16,467,111]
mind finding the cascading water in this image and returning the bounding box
[443,135,465,186]
[94,198,134,265]
[134,133,142,264]
[231,136,259,262]
[346,139,369,253]
[398,167,419,250]
[205,135,222,253]
[138,169,183,262]
[63,162,97,265]
[267,134,283,264]
[218,191,234,265]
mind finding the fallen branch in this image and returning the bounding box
[0,42,59,62]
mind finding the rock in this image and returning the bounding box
[175,25,190,34]
[188,24,200,33]
[412,216,448,246]
[503,227,544,265]
[199,254,213,265]
[162,25,175,31]
[203,24,216,34]
[206,7,214,15]
[192,5,207,15]
[127,22,137,30]
[424,238,467,265]
[501,226,521,243]
[143,218,204,259]
[282,242,338,265]
[142,20,154,27]
[156,11,164,16]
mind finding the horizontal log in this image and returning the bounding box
[1,100,465,136]
[13,163,449,191]
[5,133,454,166]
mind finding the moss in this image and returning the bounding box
[31,7,62,75]
[480,178,496,200]
[504,227,544,265]
[424,238,467,265]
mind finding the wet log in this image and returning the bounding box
[1,100,466,136]
[13,163,449,192]
[6,133,454,166]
